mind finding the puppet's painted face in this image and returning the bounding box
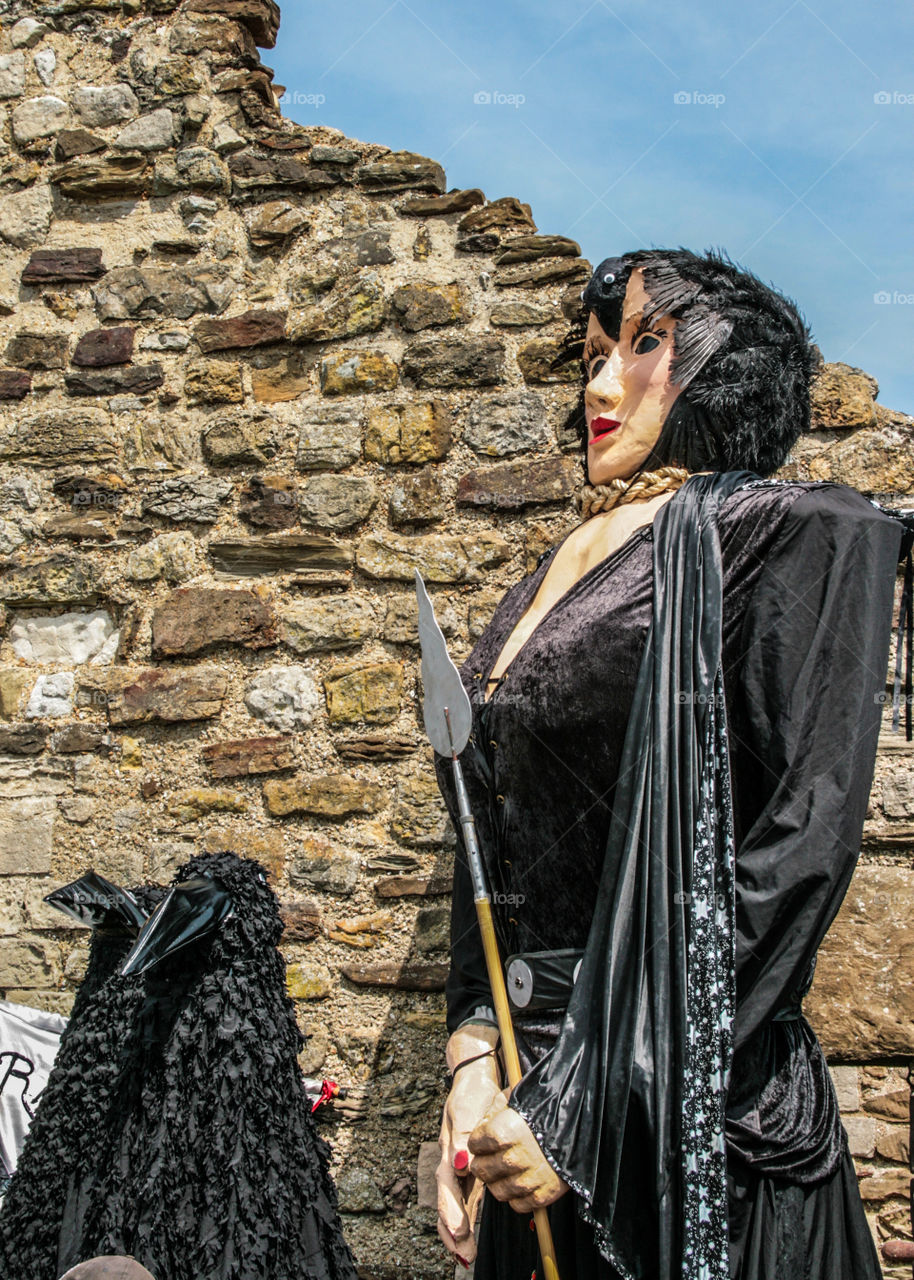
[583,268,684,486]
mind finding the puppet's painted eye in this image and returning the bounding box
[585,355,608,379]
[632,332,662,355]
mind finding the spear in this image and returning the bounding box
[415,570,560,1280]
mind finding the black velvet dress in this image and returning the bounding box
[436,477,903,1280]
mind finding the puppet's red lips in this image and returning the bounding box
[591,417,621,441]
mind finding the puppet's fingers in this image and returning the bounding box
[436,1155,472,1236]
[468,1145,529,1183]
[467,1091,512,1157]
[507,1193,541,1215]
[469,1092,536,1162]
[436,1215,476,1268]
[436,1161,477,1265]
[482,1169,541,1203]
[466,1172,486,1229]
[500,1178,570,1214]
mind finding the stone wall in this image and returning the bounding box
[0,1,911,1275]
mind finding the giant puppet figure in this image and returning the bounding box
[432,249,913,1280]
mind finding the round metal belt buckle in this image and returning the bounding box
[506,957,534,1008]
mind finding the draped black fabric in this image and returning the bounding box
[435,475,904,1280]
[508,470,750,1278]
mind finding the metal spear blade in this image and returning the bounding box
[415,570,472,757]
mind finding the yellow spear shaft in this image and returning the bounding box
[473,896,560,1280]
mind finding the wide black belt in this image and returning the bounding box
[504,948,805,1021]
[504,948,584,1012]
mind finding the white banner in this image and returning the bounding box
[0,999,67,1185]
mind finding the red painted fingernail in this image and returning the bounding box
[457,1255,470,1270]
[529,1217,535,1231]
[453,1149,469,1171]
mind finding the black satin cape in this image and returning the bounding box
[509,470,749,1278]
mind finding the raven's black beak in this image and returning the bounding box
[120,876,233,977]
[44,871,148,932]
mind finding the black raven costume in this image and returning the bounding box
[0,857,358,1280]
[73,853,357,1280]
[436,250,912,1279]
[0,875,164,1279]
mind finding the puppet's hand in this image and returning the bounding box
[468,1091,570,1213]
[437,1049,502,1266]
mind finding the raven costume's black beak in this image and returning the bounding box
[120,876,233,977]
[45,871,148,932]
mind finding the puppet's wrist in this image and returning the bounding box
[446,1048,501,1090]
[446,1021,499,1072]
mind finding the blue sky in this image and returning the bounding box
[270,0,914,415]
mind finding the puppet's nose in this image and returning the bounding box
[587,347,625,404]
[120,876,233,977]
[45,871,148,932]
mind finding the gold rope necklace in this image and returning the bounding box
[576,465,691,521]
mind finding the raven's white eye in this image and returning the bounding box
[603,272,615,284]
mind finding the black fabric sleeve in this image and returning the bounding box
[729,483,903,1050]
[434,753,494,1032]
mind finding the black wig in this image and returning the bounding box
[557,247,819,479]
